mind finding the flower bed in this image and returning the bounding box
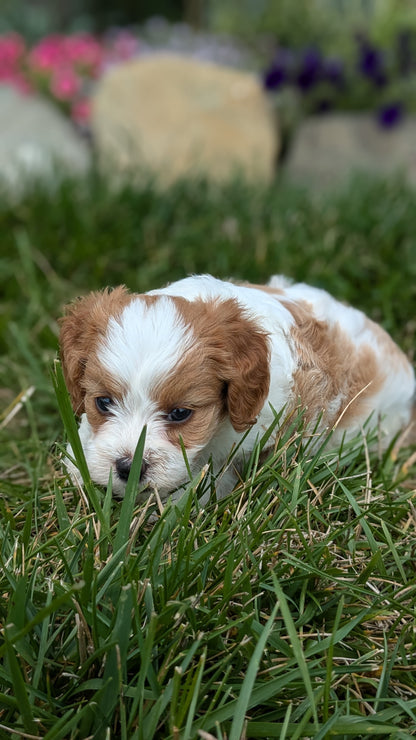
[263,32,416,128]
[0,30,140,127]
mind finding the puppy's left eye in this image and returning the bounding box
[167,408,193,423]
[95,396,114,414]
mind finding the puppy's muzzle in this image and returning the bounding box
[115,456,148,483]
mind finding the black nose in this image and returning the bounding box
[116,457,131,481]
[115,457,148,482]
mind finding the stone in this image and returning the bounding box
[285,113,416,189]
[0,86,90,190]
[91,54,278,183]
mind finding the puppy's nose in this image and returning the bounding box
[115,457,148,482]
[116,456,131,481]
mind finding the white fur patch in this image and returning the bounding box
[98,296,194,393]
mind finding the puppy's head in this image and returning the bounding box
[59,287,270,497]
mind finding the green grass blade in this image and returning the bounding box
[279,702,293,740]
[0,584,82,659]
[113,425,146,555]
[325,467,379,553]
[374,630,401,713]
[182,648,207,740]
[323,595,344,722]
[94,583,134,733]
[32,581,54,691]
[127,611,158,734]
[228,602,279,740]
[381,520,407,582]
[51,359,108,530]
[3,626,38,736]
[271,572,319,728]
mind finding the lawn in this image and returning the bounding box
[0,171,416,739]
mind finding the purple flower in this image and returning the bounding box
[263,49,291,91]
[263,64,287,90]
[357,38,387,86]
[377,102,404,128]
[296,48,323,90]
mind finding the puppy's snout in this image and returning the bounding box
[116,456,131,481]
[115,456,148,483]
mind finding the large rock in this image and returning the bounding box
[285,113,416,189]
[91,54,278,183]
[0,87,90,190]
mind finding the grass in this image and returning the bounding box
[0,170,416,739]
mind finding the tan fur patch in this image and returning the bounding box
[59,286,135,414]
[152,296,270,438]
[284,299,386,430]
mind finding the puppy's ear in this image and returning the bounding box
[59,286,131,414]
[214,300,270,432]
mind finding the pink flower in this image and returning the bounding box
[28,33,104,83]
[29,35,66,73]
[50,66,81,101]
[63,33,103,74]
[0,33,26,71]
[0,33,31,94]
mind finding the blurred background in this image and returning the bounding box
[1,0,416,187]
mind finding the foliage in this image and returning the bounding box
[0,0,183,39]
[0,172,415,737]
[209,0,416,53]
[263,31,416,128]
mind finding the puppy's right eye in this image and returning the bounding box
[95,396,114,414]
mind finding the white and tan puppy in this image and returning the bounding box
[60,275,415,500]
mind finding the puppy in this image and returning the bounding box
[60,275,415,500]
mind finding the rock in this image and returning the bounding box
[285,113,416,189]
[91,54,278,183]
[0,87,90,191]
